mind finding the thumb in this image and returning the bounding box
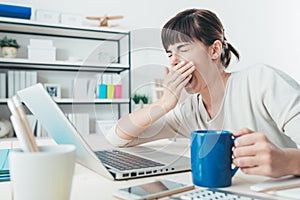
[233,127,254,136]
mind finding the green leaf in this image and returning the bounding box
[0,36,20,48]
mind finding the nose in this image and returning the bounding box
[170,53,182,67]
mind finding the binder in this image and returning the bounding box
[0,4,31,20]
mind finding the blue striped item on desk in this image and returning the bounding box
[0,149,10,182]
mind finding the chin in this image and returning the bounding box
[184,77,199,94]
[184,85,197,94]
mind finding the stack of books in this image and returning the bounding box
[0,149,10,182]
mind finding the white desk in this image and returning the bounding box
[0,135,294,200]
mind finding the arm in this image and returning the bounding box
[115,61,195,142]
[233,128,300,178]
[232,67,300,178]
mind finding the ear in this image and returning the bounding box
[209,40,223,60]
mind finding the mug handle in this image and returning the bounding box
[231,136,239,177]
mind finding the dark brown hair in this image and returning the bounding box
[161,8,239,68]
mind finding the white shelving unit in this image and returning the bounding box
[0,17,131,136]
[0,58,129,72]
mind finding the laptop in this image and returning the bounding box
[17,83,190,180]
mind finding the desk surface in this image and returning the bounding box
[0,135,295,200]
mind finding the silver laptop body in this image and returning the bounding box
[17,83,190,180]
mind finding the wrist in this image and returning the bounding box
[286,148,300,175]
[156,99,174,113]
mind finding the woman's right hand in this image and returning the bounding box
[159,61,195,111]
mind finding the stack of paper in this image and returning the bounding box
[0,149,10,182]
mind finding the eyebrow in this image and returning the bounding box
[166,43,190,53]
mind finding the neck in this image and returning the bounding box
[201,72,230,118]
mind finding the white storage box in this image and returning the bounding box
[28,46,56,61]
[61,13,82,26]
[35,9,60,24]
[29,39,53,47]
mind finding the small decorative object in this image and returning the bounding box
[0,36,20,58]
[86,15,123,27]
[0,118,13,138]
[44,83,61,98]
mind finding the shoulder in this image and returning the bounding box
[231,64,300,90]
[232,64,278,78]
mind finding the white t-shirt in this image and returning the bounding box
[106,65,300,148]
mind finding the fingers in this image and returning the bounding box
[233,145,256,157]
[168,61,195,85]
[235,132,269,147]
[233,128,255,147]
[176,75,192,91]
[240,166,266,176]
[173,60,194,73]
[239,166,279,178]
[233,156,258,168]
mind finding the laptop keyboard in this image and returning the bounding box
[95,150,164,171]
[169,189,270,200]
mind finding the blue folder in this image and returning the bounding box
[0,149,10,182]
[0,4,31,20]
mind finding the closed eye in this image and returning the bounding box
[178,44,191,52]
[180,48,189,52]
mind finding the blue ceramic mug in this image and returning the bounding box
[190,130,239,188]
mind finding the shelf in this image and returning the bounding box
[0,17,130,41]
[55,98,130,104]
[0,98,130,104]
[0,58,129,73]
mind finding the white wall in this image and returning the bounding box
[3,0,300,84]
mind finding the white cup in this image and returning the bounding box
[9,144,76,200]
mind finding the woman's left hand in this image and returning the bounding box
[232,128,291,178]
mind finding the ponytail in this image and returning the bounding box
[221,37,240,68]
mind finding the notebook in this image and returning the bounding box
[250,176,300,199]
[17,83,190,180]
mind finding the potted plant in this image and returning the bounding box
[132,93,141,111]
[0,36,20,58]
[132,93,141,104]
[132,93,150,110]
[140,94,149,105]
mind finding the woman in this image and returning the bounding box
[106,8,300,178]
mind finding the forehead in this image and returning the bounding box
[167,40,205,51]
[167,42,192,50]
